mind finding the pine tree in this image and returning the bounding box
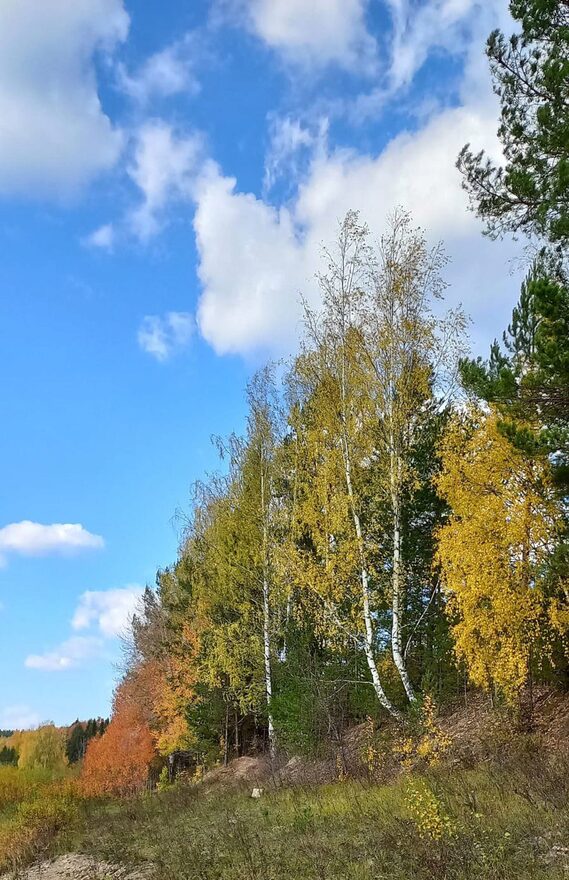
[457,0,569,245]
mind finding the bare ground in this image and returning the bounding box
[0,855,152,880]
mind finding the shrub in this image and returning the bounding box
[0,793,79,872]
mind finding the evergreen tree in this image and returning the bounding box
[0,746,18,765]
[66,723,87,764]
[460,256,569,483]
[458,0,569,245]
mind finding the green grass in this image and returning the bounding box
[66,757,569,880]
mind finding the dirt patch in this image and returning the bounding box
[200,755,272,793]
[1,854,152,880]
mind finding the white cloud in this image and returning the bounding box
[185,0,521,357]
[25,585,144,674]
[242,0,377,71]
[138,312,195,361]
[0,521,104,565]
[127,121,202,240]
[385,0,477,91]
[263,116,328,194]
[0,0,129,197]
[84,223,115,250]
[192,97,520,356]
[117,35,200,103]
[91,2,518,360]
[194,165,312,355]
[351,0,512,121]
[72,586,144,638]
[0,705,40,731]
[25,636,103,672]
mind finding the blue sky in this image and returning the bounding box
[0,0,521,729]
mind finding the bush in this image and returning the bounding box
[0,793,79,872]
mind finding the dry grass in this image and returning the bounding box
[67,752,569,880]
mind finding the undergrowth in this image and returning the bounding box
[0,767,80,874]
[65,756,569,880]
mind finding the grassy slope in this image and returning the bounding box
[64,758,569,880]
[4,694,569,878]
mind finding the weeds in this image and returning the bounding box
[69,756,569,880]
[2,747,567,879]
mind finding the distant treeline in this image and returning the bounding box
[0,718,109,771]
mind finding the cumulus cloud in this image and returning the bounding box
[194,165,312,355]
[183,0,522,357]
[72,586,144,637]
[89,1,518,360]
[0,0,129,197]
[112,68,517,359]
[127,121,202,240]
[25,636,103,672]
[117,34,200,103]
[25,585,144,673]
[0,705,40,731]
[192,97,521,356]
[243,0,377,72]
[0,521,104,565]
[138,312,195,361]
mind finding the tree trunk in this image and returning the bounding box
[391,455,416,703]
[223,699,229,767]
[342,434,401,719]
[260,466,276,757]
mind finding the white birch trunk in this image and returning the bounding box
[260,466,276,756]
[263,569,275,754]
[342,436,401,719]
[336,288,400,719]
[390,453,416,703]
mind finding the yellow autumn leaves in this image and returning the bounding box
[436,406,565,698]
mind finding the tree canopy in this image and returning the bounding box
[457,0,569,245]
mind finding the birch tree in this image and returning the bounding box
[436,407,562,699]
[362,212,466,703]
[244,368,284,755]
[292,212,401,718]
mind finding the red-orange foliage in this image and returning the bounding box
[80,677,155,797]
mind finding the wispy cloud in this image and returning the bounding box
[25,636,104,672]
[0,705,40,731]
[116,33,201,104]
[83,223,115,251]
[138,312,194,361]
[127,121,202,241]
[83,122,202,247]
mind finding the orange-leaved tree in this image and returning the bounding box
[81,675,155,797]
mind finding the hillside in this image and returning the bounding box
[3,692,569,880]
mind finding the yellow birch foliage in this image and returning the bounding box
[436,408,559,698]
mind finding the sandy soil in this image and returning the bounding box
[1,854,152,880]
